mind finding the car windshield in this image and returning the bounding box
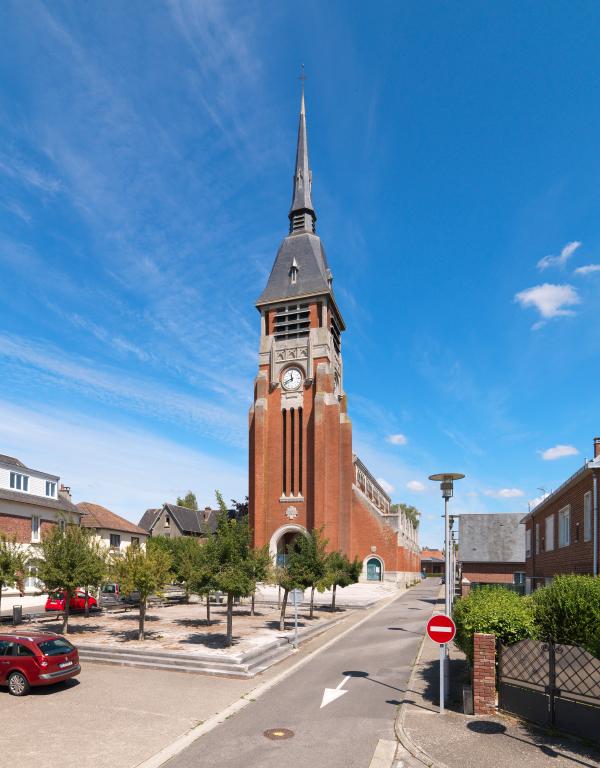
[102,584,116,593]
[37,638,74,656]
[49,592,64,600]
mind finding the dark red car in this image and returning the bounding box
[0,632,80,696]
[45,590,98,613]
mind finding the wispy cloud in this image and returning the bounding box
[529,491,550,509]
[537,240,581,271]
[574,264,600,276]
[0,152,62,194]
[377,478,394,494]
[406,480,425,492]
[515,283,580,329]
[484,488,524,499]
[386,433,408,446]
[540,444,579,461]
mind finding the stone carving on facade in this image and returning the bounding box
[285,506,298,520]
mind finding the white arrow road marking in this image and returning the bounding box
[320,675,351,708]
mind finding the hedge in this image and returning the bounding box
[452,587,535,662]
[531,575,600,659]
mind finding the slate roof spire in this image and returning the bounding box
[289,75,316,235]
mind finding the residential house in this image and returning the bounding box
[139,503,219,539]
[0,454,81,594]
[77,502,148,554]
[458,513,526,595]
[522,437,600,593]
[420,548,444,576]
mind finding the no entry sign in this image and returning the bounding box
[426,614,456,644]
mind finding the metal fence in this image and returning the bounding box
[498,639,600,744]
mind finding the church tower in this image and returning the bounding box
[249,89,420,581]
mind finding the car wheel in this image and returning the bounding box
[8,672,30,697]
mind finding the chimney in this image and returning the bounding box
[594,437,600,459]
[204,506,211,521]
[59,484,72,500]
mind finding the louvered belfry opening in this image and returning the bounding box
[274,303,310,341]
[281,405,303,498]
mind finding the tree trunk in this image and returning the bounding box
[310,586,315,619]
[139,599,146,641]
[0,583,3,621]
[84,587,90,618]
[251,590,255,616]
[226,593,234,647]
[277,585,281,610]
[331,584,337,613]
[279,588,289,632]
[62,590,72,634]
[206,593,211,625]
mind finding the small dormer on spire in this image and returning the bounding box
[289,69,316,235]
[289,257,299,285]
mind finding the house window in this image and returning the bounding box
[525,529,532,558]
[10,472,29,492]
[513,572,526,585]
[535,523,540,555]
[130,537,140,548]
[584,491,592,542]
[164,515,170,528]
[45,481,56,497]
[558,506,570,548]
[110,534,121,548]
[545,514,554,551]
[25,566,39,590]
[58,519,66,532]
[31,516,40,543]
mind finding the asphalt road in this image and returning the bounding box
[167,579,440,768]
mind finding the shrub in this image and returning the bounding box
[531,575,600,659]
[452,587,535,662]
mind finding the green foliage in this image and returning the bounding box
[176,491,198,510]
[0,534,29,615]
[392,503,420,529]
[532,575,600,659]
[111,544,172,640]
[321,551,361,611]
[452,587,535,662]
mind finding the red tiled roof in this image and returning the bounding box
[77,502,148,536]
[420,549,445,561]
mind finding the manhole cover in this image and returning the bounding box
[263,728,294,740]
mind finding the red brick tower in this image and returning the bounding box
[249,92,419,582]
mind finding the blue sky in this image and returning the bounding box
[1,2,600,547]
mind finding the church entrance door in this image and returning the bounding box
[367,557,382,581]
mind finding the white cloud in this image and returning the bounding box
[574,264,600,276]
[514,283,580,328]
[386,433,408,446]
[540,444,579,461]
[0,401,246,522]
[529,491,550,510]
[406,480,425,492]
[376,478,394,494]
[537,241,581,271]
[484,488,524,499]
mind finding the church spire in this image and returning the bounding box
[289,69,316,235]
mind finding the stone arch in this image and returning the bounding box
[363,554,384,582]
[269,524,309,567]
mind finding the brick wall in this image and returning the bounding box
[462,562,525,584]
[0,512,32,543]
[473,633,496,715]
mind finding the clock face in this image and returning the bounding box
[282,367,302,391]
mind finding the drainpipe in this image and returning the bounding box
[593,471,598,577]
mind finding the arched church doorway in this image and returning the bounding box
[269,524,308,567]
[366,557,383,581]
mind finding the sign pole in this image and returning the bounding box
[293,596,298,649]
[439,643,445,714]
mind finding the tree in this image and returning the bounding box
[247,544,271,616]
[230,496,249,520]
[212,490,256,646]
[292,529,329,619]
[0,534,28,618]
[37,524,93,633]
[323,552,361,612]
[176,491,198,510]
[79,538,109,618]
[112,545,172,640]
[187,537,220,624]
[392,503,421,529]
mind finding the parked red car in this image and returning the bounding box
[45,590,98,613]
[0,632,80,696]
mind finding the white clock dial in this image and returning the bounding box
[282,367,302,391]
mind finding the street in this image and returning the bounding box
[167,579,439,768]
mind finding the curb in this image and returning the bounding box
[394,602,451,768]
[134,587,409,768]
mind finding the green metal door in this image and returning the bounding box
[367,558,381,581]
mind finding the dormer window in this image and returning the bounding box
[10,472,29,492]
[46,481,56,497]
[289,258,299,285]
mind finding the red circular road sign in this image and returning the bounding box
[426,614,456,644]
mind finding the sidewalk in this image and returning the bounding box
[396,597,600,768]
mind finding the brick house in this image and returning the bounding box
[248,92,419,585]
[0,454,81,594]
[458,513,526,595]
[522,437,600,592]
[78,502,148,554]
[420,549,444,576]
